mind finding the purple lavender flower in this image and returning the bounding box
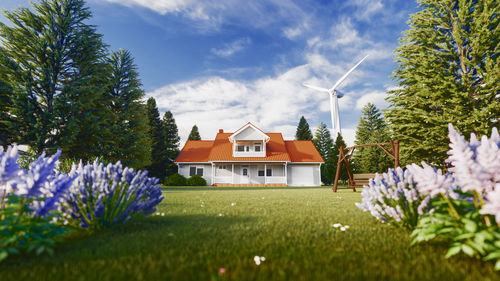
[480,183,500,224]
[447,124,498,193]
[407,162,456,198]
[59,160,164,229]
[14,151,62,198]
[0,146,23,195]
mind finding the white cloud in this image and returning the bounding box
[345,0,384,21]
[99,0,310,34]
[211,37,251,57]
[355,91,388,110]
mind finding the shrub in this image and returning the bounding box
[408,124,500,270]
[1,147,75,261]
[59,160,164,230]
[187,174,206,186]
[355,167,428,229]
[164,173,187,186]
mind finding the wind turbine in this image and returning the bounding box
[303,55,369,139]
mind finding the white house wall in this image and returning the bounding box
[178,164,213,185]
[287,164,320,186]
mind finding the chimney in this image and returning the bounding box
[219,129,224,133]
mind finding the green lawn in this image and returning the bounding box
[1,187,499,281]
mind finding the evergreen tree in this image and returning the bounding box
[0,0,114,159]
[313,122,333,184]
[313,122,334,160]
[386,0,499,167]
[162,110,180,177]
[106,49,151,168]
[295,116,313,140]
[146,97,166,180]
[326,133,349,185]
[188,125,201,141]
[0,79,13,147]
[354,103,392,173]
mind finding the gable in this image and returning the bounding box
[234,127,264,140]
[229,122,270,142]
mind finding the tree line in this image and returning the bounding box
[0,0,192,181]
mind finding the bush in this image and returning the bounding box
[187,174,206,186]
[59,160,164,230]
[164,173,187,186]
[355,167,428,229]
[1,147,75,261]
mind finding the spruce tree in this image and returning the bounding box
[0,79,13,147]
[162,110,180,176]
[295,116,313,140]
[354,103,392,173]
[312,122,334,184]
[146,97,166,180]
[188,125,201,141]
[106,49,151,168]
[0,0,114,159]
[326,133,349,185]
[386,0,499,167]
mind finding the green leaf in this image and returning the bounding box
[495,260,500,271]
[445,246,462,258]
[0,251,8,262]
[462,244,475,257]
[463,219,477,233]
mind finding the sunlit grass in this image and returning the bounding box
[1,187,498,281]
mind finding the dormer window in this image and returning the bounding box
[254,143,261,152]
[237,145,244,152]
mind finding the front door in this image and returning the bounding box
[240,166,250,183]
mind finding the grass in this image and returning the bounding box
[1,186,499,281]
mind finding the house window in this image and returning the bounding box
[246,146,250,152]
[197,168,203,176]
[255,145,261,152]
[218,165,227,169]
[258,170,264,176]
[237,146,244,151]
[189,167,196,176]
[266,169,272,176]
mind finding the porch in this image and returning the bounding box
[211,163,287,186]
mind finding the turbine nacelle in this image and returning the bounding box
[333,90,344,98]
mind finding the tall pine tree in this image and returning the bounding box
[106,49,151,168]
[295,116,313,140]
[162,110,180,176]
[0,78,13,147]
[313,122,333,184]
[353,103,392,173]
[386,0,499,167]
[0,0,114,159]
[146,97,166,180]
[188,125,201,141]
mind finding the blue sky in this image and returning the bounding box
[1,0,419,145]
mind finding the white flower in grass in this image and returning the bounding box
[231,202,236,206]
[340,227,346,231]
[344,225,350,229]
[156,212,160,216]
[218,213,224,217]
[161,213,165,216]
[168,233,174,236]
[254,256,265,265]
[333,223,341,228]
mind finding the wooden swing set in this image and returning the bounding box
[332,140,400,192]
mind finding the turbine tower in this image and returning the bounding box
[303,55,369,139]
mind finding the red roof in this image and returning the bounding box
[175,127,324,163]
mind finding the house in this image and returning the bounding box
[175,122,324,186]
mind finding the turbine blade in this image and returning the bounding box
[329,54,369,92]
[303,83,330,93]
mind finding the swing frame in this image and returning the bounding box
[333,140,400,192]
